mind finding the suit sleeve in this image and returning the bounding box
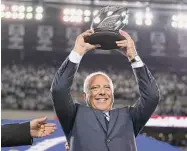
[50,57,79,138]
[129,65,160,136]
[1,122,33,147]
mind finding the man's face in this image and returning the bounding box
[84,74,113,112]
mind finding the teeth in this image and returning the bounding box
[98,99,106,102]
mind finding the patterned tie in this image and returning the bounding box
[103,112,109,129]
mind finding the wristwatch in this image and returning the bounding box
[130,55,141,63]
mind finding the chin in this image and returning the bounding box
[96,106,108,111]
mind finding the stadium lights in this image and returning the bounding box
[93,17,100,24]
[135,7,153,26]
[135,12,143,25]
[84,16,90,22]
[1,4,5,11]
[26,13,33,19]
[36,6,43,13]
[1,12,5,18]
[12,12,18,19]
[11,5,18,12]
[19,5,25,12]
[77,9,83,15]
[27,6,33,12]
[171,14,187,29]
[93,10,99,16]
[18,13,25,19]
[35,6,43,20]
[62,8,91,24]
[5,12,11,19]
[84,10,91,16]
[1,4,43,20]
[35,13,43,20]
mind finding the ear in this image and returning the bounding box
[83,92,86,101]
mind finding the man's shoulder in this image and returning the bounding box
[112,105,130,111]
[75,103,91,110]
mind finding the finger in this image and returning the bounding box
[116,40,127,43]
[38,131,44,137]
[119,30,132,40]
[37,116,48,123]
[116,40,127,44]
[82,29,94,36]
[84,29,94,34]
[116,43,127,48]
[81,32,93,38]
[43,129,55,136]
[44,128,56,133]
[84,43,99,50]
[40,125,45,129]
[44,123,56,127]
[39,129,55,137]
[44,126,56,131]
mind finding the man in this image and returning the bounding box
[51,29,160,151]
[2,116,56,147]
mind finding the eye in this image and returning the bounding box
[105,86,111,90]
[91,86,99,90]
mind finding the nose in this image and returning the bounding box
[99,87,105,95]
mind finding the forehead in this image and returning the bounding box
[89,74,110,85]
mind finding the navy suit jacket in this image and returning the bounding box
[51,57,160,151]
[1,122,33,147]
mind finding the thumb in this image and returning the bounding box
[37,116,48,123]
[91,44,101,50]
[119,30,131,40]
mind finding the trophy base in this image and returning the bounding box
[84,31,125,50]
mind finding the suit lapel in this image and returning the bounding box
[107,109,119,136]
[93,110,107,132]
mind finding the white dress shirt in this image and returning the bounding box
[69,50,144,69]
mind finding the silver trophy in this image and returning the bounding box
[85,6,129,50]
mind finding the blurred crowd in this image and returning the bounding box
[1,64,187,116]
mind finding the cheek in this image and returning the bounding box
[107,91,113,97]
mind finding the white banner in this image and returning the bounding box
[36,25,53,51]
[150,31,166,56]
[65,27,82,52]
[8,24,25,50]
[178,31,187,57]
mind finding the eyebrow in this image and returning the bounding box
[90,85,100,88]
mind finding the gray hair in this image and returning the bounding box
[83,71,114,94]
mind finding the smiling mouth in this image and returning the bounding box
[96,98,108,102]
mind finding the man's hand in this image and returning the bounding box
[73,29,100,56]
[30,117,56,138]
[116,30,138,61]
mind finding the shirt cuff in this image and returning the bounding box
[69,50,83,64]
[131,59,144,68]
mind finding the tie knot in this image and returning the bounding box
[104,112,110,121]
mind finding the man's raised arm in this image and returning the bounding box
[116,30,160,136]
[129,65,160,136]
[51,55,79,137]
[50,29,99,137]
